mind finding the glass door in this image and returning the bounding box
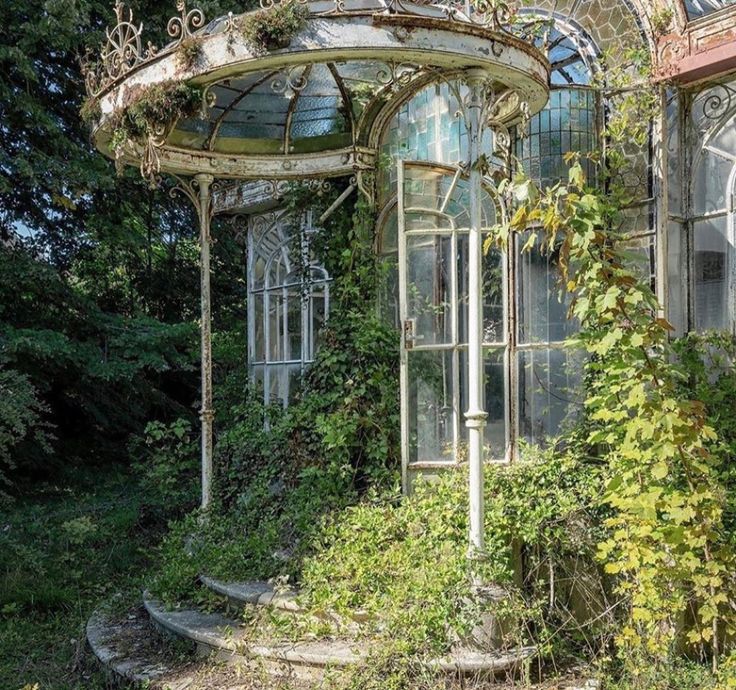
[398,161,506,489]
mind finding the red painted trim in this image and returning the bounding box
[665,39,736,84]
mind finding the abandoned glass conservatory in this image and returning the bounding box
[84,0,736,554]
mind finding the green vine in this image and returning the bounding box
[491,156,736,682]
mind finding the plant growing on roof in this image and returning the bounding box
[241,0,308,53]
[107,80,204,181]
[79,97,102,126]
[176,37,204,70]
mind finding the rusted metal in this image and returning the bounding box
[170,173,215,511]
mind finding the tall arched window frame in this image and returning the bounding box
[376,18,599,460]
[678,81,736,334]
[515,14,600,188]
[248,210,331,406]
[512,13,600,448]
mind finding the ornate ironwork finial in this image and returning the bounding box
[167,0,206,46]
[101,1,144,81]
[83,1,160,96]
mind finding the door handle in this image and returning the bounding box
[403,318,425,349]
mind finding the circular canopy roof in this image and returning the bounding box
[88,0,550,180]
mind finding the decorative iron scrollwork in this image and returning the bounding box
[259,0,309,8]
[701,84,736,125]
[376,62,418,90]
[167,0,206,46]
[102,1,144,79]
[84,0,208,97]
[271,66,310,94]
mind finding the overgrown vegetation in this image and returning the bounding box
[297,449,604,656]
[241,0,308,53]
[151,184,401,605]
[6,0,736,687]
[108,81,203,170]
[0,468,178,689]
[493,157,736,686]
[177,37,204,70]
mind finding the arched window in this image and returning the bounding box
[685,82,736,333]
[683,0,736,19]
[515,16,599,187]
[248,211,330,406]
[512,16,597,447]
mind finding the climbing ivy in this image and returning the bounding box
[150,182,401,602]
[491,157,736,681]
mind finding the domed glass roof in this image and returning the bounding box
[87,0,550,179]
[172,60,406,155]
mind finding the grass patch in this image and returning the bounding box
[0,467,174,689]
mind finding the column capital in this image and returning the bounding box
[464,67,490,87]
[194,172,215,186]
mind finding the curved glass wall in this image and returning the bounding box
[248,211,330,406]
[515,20,598,188]
[377,42,594,457]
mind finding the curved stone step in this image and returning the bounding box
[433,646,538,674]
[86,606,197,688]
[199,575,300,613]
[144,595,364,680]
[199,575,371,630]
[143,595,536,679]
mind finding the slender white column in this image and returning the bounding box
[464,71,489,569]
[654,85,670,327]
[196,173,215,511]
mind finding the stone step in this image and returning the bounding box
[144,595,364,681]
[143,594,537,680]
[199,575,300,613]
[199,575,371,631]
[86,605,199,689]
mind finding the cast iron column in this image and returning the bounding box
[196,173,215,511]
[465,70,489,572]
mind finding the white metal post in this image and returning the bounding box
[197,173,215,511]
[464,70,489,568]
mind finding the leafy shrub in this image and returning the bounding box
[0,369,52,500]
[131,418,198,514]
[298,449,603,657]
